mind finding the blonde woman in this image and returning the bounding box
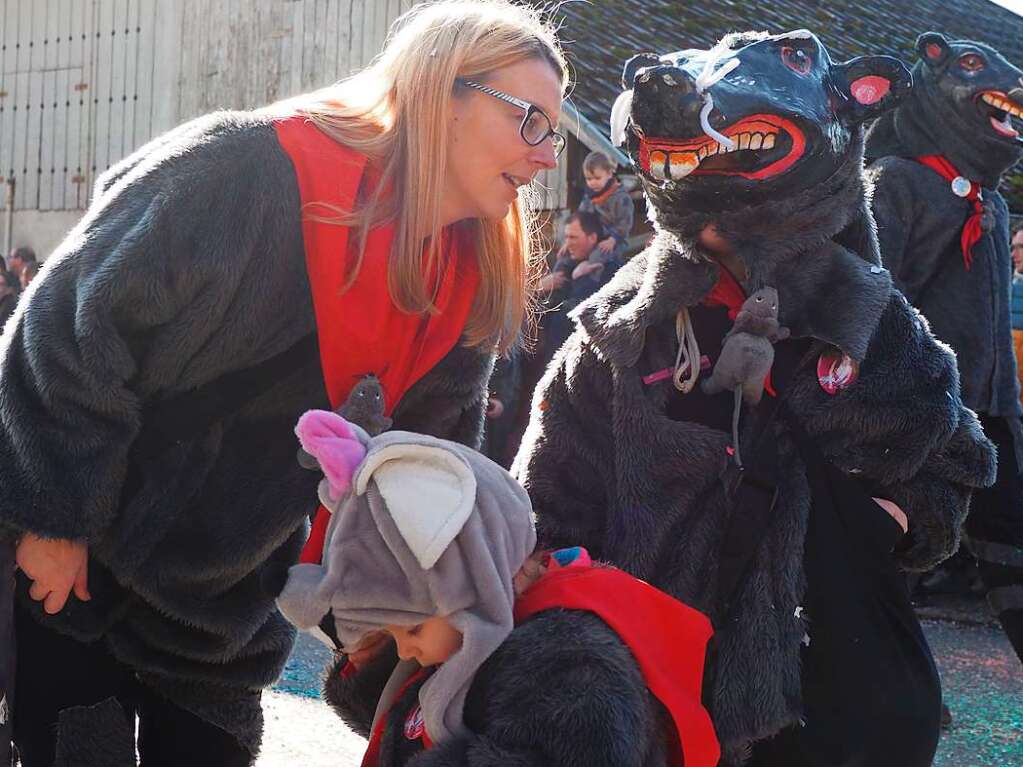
[2,2,567,764]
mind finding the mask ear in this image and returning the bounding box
[355,441,476,570]
[916,32,952,69]
[295,410,369,500]
[622,52,662,88]
[833,55,913,124]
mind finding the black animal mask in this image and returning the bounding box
[612,30,911,204]
[916,32,1023,147]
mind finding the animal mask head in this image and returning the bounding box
[612,30,911,206]
[915,32,1023,147]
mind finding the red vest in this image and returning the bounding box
[272,116,480,563]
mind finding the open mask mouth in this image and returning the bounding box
[638,115,806,182]
[977,91,1022,138]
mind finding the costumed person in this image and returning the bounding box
[515,30,996,767]
[0,2,567,764]
[866,32,1023,663]
[1013,225,1023,404]
[276,408,720,767]
[579,150,635,265]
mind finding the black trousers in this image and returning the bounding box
[12,603,252,767]
[966,415,1023,663]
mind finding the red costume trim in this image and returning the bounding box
[272,116,480,564]
[361,668,434,767]
[915,155,983,271]
[515,566,721,767]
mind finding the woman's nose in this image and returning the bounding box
[530,139,558,170]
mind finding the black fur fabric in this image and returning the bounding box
[52,697,136,767]
[515,135,995,764]
[327,610,669,767]
[0,111,492,755]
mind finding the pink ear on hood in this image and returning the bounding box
[295,410,368,499]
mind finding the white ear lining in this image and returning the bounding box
[355,443,477,569]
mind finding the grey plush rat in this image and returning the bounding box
[298,374,392,469]
[701,287,790,467]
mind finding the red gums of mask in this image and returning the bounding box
[638,115,807,181]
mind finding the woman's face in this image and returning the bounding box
[385,616,464,667]
[444,57,563,224]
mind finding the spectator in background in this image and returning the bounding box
[1013,225,1023,405]
[6,246,36,283]
[579,150,633,264]
[19,262,38,291]
[0,270,17,327]
[481,352,523,468]
[539,211,608,365]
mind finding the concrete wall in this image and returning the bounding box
[0,0,568,260]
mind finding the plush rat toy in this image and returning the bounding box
[701,287,789,466]
[298,373,392,470]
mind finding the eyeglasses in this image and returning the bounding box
[457,79,566,158]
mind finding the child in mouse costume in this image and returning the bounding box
[277,409,720,767]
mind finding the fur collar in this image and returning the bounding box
[575,141,892,369]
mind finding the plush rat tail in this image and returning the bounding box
[732,386,743,469]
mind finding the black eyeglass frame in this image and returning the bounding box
[457,79,566,158]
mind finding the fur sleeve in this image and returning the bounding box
[408,611,660,767]
[788,292,996,570]
[512,334,617,555]
[322,644,400,739]
[0,113,305,540]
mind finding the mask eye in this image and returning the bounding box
[959,53,985,72]
[782,46,812,75]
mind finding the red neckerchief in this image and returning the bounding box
[588,178,621,207]
[360,667,434,767]
[514,560,721,767]
[703,267,776,396]
[915,155,983,271]
[273,116,480,564]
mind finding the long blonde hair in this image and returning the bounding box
[295,0,567,352]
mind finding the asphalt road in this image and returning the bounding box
[258,619,1023,766]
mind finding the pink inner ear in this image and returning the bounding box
[850,75,890,105]
[926,43,942,60]
[295,410,367,499]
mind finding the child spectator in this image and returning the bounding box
[277,410,720,767]
[19,262,38,291]
[578,151,633,263]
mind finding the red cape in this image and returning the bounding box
[516,566,721,767]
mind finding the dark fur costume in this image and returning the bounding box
[0,111,492,757]
[326,610,671,767]
[515,31,995,763]
[866,33,1023,446]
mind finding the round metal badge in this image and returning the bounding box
[951,176,972,198]
[404,704,426,740]
[817,349,859,395]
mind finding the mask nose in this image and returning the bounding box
[631,64,708,137]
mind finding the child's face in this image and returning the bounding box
[584,167,613,192]
[385,616,463,667]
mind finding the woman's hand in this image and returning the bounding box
[872,497,908,534]
[16,532,91,614]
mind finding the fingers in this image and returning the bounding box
[73,560,92,602]
[28,579,50,602]
[42,586,71,615]
[872,497,909,534]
